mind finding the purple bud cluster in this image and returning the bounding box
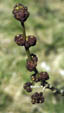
[13,3,49,104]
[13,3,64,105]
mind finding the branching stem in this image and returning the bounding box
[21,22,64,96]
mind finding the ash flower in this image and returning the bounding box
[24,82,32,92]
[15,34,25,46]
[31,92,44,104]
[26,54,38,72]
[12,3,29,22]
[39,72,49,81]
[26,59,37,71]
[25,35,37,49]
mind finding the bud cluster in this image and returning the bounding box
[26,54,38,71]
[13,3,64,105]
[12,3,29,22]
[24,82,32,92]
[31,92,44,104]
[31,72,49,82]
[15,34,36,49]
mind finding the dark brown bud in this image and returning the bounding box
[26,54,38,72]
[39,72,49,81]
[26,87,32,92]
[28,35,37,46]
[12,3,29,22]
[24,82,32,92]
[25,35,37,49]
[15,34,25,46]
[31,92,44,104]
[26,55,37,71]
[31,92,39,99]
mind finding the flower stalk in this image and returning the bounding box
[12,3,64,104]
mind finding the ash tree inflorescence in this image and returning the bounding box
[12,3,64,104]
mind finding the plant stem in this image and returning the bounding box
[41,81,64,96]
[21,22,31,60]
[21,22,38,73]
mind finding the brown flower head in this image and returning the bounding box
[26,60,37,71]
[12,3,29,22]
[25,35,37,49]
[24,82,32,92]
[15,34,25,46]
[26,55,38,72]
[31,92,44,104]
[39,72,49,81]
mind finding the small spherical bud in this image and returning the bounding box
[15,34,25,46]
[39,72,49,81]
[24,82,32,92]
[39,92,43,97]
[28,35,37,46]
[26,57,37,72]
[25,35,37,49]
[12,3,29,22]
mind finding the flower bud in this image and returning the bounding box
[26,60,37,71]
[15,34,25,46]
[39,72,49,81]
[25,35,37,49]
[12,3,29,22]
[26,55,38,72]
[24,82,32,92]
[28,35,37,46]
[31,92,44,104]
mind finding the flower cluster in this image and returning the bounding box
[15,34,36,49]
[31,92,44,104]
[13,3,64,105]
[26,54,38,71]
[31,72,49,82]
[24,82,32,92]
[12,3,29,22]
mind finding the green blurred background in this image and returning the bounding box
[0,0,64,113]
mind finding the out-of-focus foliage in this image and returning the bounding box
[0,0,64,113]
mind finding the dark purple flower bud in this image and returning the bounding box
[14,34,25,46]
[24,82,32,92]
[31,92,44,104]
[39,72,49,81]
[12,3,29,22]
[26,55,38,71]
[25,35,37,49]
[28,35,37,46]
